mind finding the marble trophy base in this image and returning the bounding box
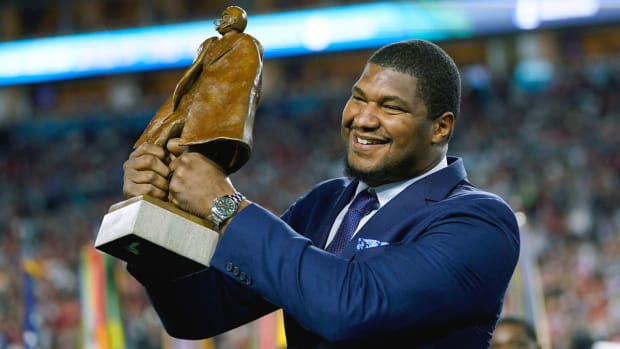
[95,195,219,277]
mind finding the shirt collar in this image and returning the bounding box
[357,156,448,207]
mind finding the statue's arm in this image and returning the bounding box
[172,37,216,110]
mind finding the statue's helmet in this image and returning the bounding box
[215,6,248,34]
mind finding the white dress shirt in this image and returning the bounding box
[325,156,448,246]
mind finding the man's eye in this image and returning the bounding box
[384,105,403,112]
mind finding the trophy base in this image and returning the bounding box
[95,195,219,278]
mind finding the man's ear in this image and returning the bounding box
[431,112,455,144]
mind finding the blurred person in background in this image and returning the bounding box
[122,39,520,348]
[491,316,541,349]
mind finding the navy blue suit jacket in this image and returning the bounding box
[129,157,520,348]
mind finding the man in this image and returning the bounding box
[135,5,263,174]
[123,39,520,348]
[490,316,542,349]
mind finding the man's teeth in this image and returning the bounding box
[357,137,378,145]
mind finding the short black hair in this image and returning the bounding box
[368,39,461,121]
[496,316,539,343]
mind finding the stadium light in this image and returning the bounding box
[1,0,619,86]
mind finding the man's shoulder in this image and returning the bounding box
[443,157,513,208]
[453,181,509,204]
[281,177,352,227]
[446,183,517,226]
[313,177,352,190]
[296,177,352,206]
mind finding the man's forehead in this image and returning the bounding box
[355,64,417,94]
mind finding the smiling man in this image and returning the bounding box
[491,316,541,349]
[123,39,520,348]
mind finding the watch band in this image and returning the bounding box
[211,192,246,231]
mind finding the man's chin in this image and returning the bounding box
[344,162,386,187]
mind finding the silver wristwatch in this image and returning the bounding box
[211,192,245,231]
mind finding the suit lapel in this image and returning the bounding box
[314,181,359,249]
[339,157,468,257]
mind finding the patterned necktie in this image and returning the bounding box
[326,189,379,255]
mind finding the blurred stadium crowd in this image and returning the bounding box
[0,1,619,349]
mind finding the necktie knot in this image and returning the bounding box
[326,189,378,255]
[348,189,379,214]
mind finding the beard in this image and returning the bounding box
[343,148,427,187]
[343,155,402,187]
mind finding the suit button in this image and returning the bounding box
[239,272,246,281]
[232,266,240,276]
[244,277,252,286]
[226,262,234,272]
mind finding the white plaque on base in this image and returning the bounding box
[95,195,220,277]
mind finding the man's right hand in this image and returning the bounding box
[122,142,171,200]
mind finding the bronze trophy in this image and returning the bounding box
[95,6,263,277]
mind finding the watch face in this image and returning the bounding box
[214,196,237,217]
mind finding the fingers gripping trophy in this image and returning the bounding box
[95,6,263,277]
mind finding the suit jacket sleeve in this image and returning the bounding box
[131,172,520,343]
[211,198,518,342]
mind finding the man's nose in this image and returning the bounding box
[352,103,380,129]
